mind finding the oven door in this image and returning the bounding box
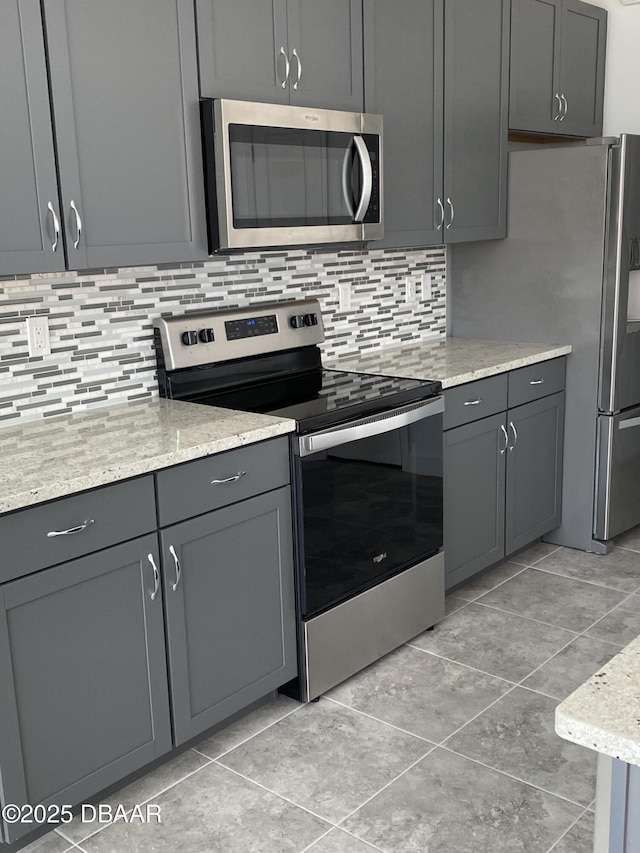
[295,397,444,620]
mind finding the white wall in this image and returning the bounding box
[582,0,640,135]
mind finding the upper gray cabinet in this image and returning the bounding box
[0,1,64,276]
[364,0,509,249]
[196,0,364,111]
[1,0,207,278]
[509,0,607,137]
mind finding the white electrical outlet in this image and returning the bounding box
[26,316,51,357]
[421,273,433,301]
[338,281,352,311]
[405,277,418,304]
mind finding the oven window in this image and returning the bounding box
[300,414,443,619]
[229,124,362,228]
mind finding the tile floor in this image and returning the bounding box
[19,534,640,853]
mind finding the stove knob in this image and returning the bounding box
[304,313,318,327]
[290,315,305,329]
[198,328,215,343]
[181,330,198,346]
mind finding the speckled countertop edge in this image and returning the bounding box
[555,634,640,767]
[0,398,295,515]
[326,337,572,387]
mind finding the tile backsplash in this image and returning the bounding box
[0,246,446,425]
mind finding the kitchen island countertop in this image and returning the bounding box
[0,398,295,514]
[326,337,572,387]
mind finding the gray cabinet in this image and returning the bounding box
[444,359,565,589]
[364,0,509,249]
[509,0,607,138]
[197,0,363,111]
[160,487,297,745]
[0,0,64,276]
[0,536,171,843]
[1,0,207,277]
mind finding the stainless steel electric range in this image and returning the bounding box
[154,299,444,701]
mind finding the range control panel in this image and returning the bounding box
[155,299,324,371]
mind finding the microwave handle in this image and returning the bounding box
[341,144,355,219]
[353,136,373,223]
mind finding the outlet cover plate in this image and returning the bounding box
[26,316,51,357]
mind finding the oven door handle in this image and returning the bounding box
[298,396,444,457]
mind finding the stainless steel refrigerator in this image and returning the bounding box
[451,135,640,553]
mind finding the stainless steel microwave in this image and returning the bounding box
[201,99,383,252]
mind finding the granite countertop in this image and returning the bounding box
[555,635,640,767]
[0,399,295,515]
[327,337,572,387]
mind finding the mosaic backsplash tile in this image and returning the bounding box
[0,246,446,425]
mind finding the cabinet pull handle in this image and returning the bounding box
[211,471,246,485]
[279,46,290,88]
[47,202,60,252]
[463,399,482,406]
[148,553,160,601]
[436,198,445,231]
[446,197,454,229]
[70,200,82,249]
[529,379,545,385]
[508,421,518,451]
[169,545,181,592]
[47,519,94,537]
[500,424,509,454]
[292,48,302,90]
[560,94,568,121]
[553,92,562,121]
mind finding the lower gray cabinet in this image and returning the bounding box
[0,535,171,843]
[444,380,565,589]
[160,487,297,745]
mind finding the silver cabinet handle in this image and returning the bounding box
[353,136,373,223]
[560,94,568,121]
[47,202,60,252]
[446,197,454,229]
[529,379,545,385]
[463,399,482,406]
[147,553,160,601]
[436,198,445,231]
[211,471,246,485]
[169,544,181,592]
[508,421,518,451]
[279,46,290,88]
[70,200,82,249]
[292,48,302,90]
[47,519,94,537]
[500,424,509,455]
[553,92,562,121]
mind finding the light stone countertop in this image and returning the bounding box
[555,634,640,766]
[326,337,572,387]
[0,398,295,515]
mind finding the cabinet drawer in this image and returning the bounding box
[156,437,290,527]
[444,374,508,430]
[508,358,566,408]
[0,476,156,584]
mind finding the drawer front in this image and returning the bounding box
[444,374,508,430]
[0,476,156,584]
[156,437,290,526]
[508,357,566,408]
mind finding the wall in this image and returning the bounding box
[0,247,446,425]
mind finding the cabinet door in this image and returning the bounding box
[558,0,606,138]
[444,413,506,590]
[0,0,65,276]
[43,0,207,270]
[196,0,289,103]
[505,392,565,556]
[443,0,509,243]
[509,0,562,134]
[0,536,171,843]
[161,488,297,745]
[364,0,443,248]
